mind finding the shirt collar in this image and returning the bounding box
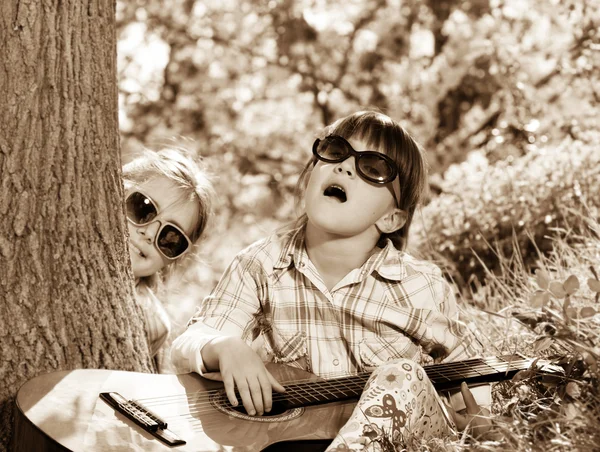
[274,227,406,282]
[273,226,305,270]
[361,238,407,281]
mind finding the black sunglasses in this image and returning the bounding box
[313,135,400,203]
[125,191,191,260]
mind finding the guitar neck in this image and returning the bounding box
[278,354,529,410]
[425,354,529,391]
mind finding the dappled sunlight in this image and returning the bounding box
[114,0,600,449]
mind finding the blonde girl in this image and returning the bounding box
[123,148,213,366]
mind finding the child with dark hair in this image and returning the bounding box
[172,111,489,448]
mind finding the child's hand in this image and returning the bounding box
[446,382,493,439]
[209,336,286,416]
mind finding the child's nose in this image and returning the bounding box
[334,157,356,178]
[137,221,161,242]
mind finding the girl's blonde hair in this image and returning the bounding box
[123,147,215,287]
[295,110,428,250]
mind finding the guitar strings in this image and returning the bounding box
[141,374,371,414]
[175,359,518,419]
[132,358,530,420]
[158,361,530,428]
[162,379,369,424]
[137,356,524,404]
[136,373,360,403]
[137,358,528,408]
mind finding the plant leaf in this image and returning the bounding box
[583,351,598,373]
[530,290,550,308]
[549,281,567,298]
[536,269,550,290]
[534,336,553,353]
[563,275,580,295]
[565,382,581,399]
[565,307,578,318]
[563,403,579,420]
[579,307,597,318]
[588,278,600,293]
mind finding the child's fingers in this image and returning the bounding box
[444,400,469,430]
[259,373,273,413]
[460,382,480,415]
[237,381,257,416]
[268,371,286,393]
[247,377,264,415]
[202,371,224,382]
[441,398,454,421]
[223,374,239,407]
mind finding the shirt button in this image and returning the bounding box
[298,262,305,268]
[333,359,339,366]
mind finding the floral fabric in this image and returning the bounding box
[326,359,453,451]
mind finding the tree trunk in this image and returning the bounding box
[0,1,154,449]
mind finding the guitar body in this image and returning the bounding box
[14,364,355,452]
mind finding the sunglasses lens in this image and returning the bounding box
[358,155,394,182]
[314,135,397,185]
[157,224,189,259]
[126,192,157,225]
[316,137,349,161]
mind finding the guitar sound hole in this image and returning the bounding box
[231,401,289,417]
[211,391,304,422]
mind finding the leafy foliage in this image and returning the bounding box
[116,0,600,287]
[117,2,592,203]
[449,213,600,451]
[412,131,600,289]
[115,0,600,449]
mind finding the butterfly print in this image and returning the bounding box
[363,393,408,443]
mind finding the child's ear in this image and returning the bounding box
[376,208,407,234]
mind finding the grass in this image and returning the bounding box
[416,206,600,452]
[403,130,600,450]
[411,131,600,291]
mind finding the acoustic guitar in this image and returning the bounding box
[13,354,560,452]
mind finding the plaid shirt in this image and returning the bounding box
[171,226,481,379]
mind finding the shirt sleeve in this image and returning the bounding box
[430,275,483,363]
[400,272,490,411]
[170,254,265,375]
[398,270,483,364]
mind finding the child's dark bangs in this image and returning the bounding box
[357,122,404,165]
[332,116,394,156]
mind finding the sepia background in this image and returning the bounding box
[116,0,600,448]
[116,0,600,337]
[1,0,598,450]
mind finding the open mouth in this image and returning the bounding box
[130,242,146,258]
[323,184,347,203]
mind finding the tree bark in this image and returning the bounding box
[0,1,154,449]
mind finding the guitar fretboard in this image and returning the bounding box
[424,355,529,390]
[278,354,530,409]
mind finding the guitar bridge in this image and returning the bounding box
[99,392,186,446]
